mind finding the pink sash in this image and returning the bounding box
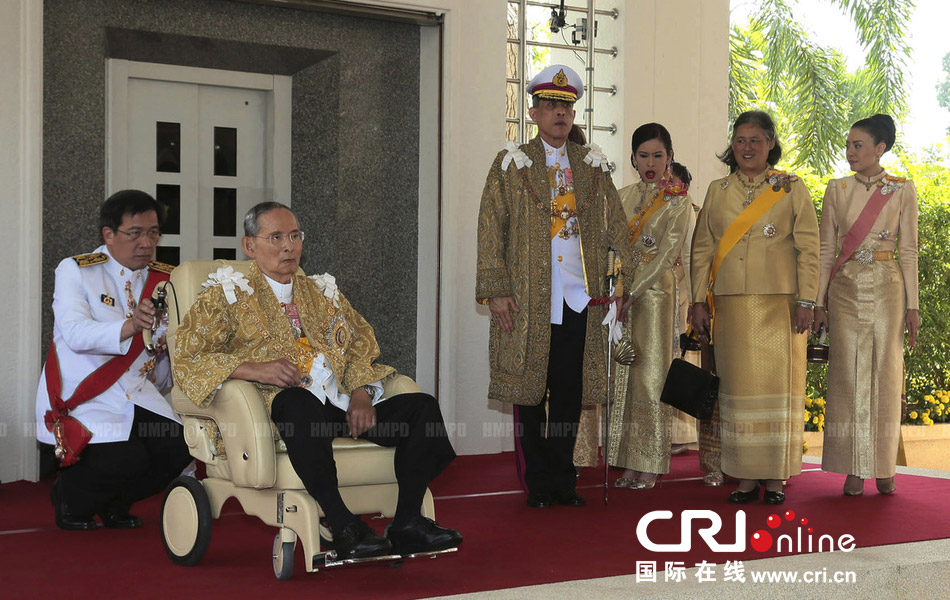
[824,183,892,306]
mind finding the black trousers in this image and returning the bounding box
[515,303,587,495]
[270,390,455,534]
[54,405,191,516]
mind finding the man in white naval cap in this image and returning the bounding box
[35,189,191,530]
[476,64,634,507]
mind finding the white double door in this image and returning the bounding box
[108,60,291,263]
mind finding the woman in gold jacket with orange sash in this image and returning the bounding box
[814,114,920,496]
[691,111,819,505]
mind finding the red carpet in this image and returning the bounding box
[2,451,949,599]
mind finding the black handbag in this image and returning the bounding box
[660,334,718,420]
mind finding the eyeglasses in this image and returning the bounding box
[115,228,162,242]
[733,137,767,147]
[256,231,306,245]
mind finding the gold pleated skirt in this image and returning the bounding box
[713,294,805,480]
[606,270,676,473]
[821,260,904,478]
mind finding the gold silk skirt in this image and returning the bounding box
[821,260,904,478]
[713,294,805,480]
[606,270,676,474]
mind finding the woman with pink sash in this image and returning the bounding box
[691,111,820,505]
[814,114,920,496]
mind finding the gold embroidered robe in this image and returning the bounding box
[173,262,395,418]
[476,136,634,406]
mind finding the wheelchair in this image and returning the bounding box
[160,260,443,579]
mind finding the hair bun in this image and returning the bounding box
[870,113,896,151]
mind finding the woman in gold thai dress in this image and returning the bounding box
[814,114,920,496]
[690,110,820,505]
[610,123,693,489]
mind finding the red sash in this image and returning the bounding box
[824,183,893,306]
[44,267,170,466]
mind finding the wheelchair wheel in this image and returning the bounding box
[161,476,212,566]
[272,533,295,580]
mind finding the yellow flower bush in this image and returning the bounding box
[807,392,950,428]
[804,396,826,432]
[904,390,950,426]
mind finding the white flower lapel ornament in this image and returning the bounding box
[500,141,533,171]
[310,273,341,308]
[583,143,610,172]
[202,266,253,305]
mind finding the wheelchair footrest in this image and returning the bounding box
[312,546,457,571]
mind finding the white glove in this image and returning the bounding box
[601,299,622,345]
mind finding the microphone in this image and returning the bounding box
[143,283,168,353]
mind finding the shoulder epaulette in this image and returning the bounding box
[582,143,610,172]
[147,260,175,275]
[885,175,907,184]
[500,140,533,170]
[72,252,108,267]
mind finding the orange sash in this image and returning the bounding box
[627,185,687,243]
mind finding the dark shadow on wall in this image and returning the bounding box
[42,0,420,375]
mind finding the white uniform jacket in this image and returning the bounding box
[34,245,178,445]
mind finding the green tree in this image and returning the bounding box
[730,0,915,173]
[937,52,950,133]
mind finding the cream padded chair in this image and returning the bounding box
[160,259,434,579]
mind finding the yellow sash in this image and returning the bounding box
[295,336,317,377]
[627,188,664,242]
[706,184,789,313]
[551,191,578,239]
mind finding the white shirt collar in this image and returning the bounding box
[263,272,294,304]
[100,244,147,279]
[541,138,569,168]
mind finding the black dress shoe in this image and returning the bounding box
[386,515,462,555]
[554,489,586,506]
[526,491,553,508]
[728,482,761,504]
[98,509,143,529]
[50,479,97,531]
[330,520,393,560]
[764,489,786,505]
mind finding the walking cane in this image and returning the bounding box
[602,249,618,504]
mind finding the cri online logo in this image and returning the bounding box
[635,510,856,554]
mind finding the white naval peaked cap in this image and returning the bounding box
[526,64,584,103]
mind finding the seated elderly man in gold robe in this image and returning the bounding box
[173,202,461,560]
